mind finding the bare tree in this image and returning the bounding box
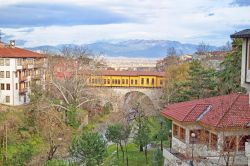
[196,42,211,55]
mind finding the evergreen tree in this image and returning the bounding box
[69,132,107,166]
[218,39,245,94]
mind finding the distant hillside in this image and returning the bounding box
[27,40,219,58]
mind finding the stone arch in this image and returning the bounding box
[122,91,157,116]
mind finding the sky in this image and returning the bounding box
[0,0,249,47]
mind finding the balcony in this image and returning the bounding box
[19,88,28,95]
[19,76,27,82]
[32,74,41,80]
[34,60,45,68]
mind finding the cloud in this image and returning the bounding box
[0,0,249,47]
[0,3,132,28]
[231,0,250,6]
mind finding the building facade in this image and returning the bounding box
[0,41,45,105]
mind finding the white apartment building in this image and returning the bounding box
[0,41,46,105]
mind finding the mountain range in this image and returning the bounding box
[27,40,219,59]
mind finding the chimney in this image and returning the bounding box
[9,40,15,48]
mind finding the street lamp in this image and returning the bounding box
[169,129,172,153]
[190,132,196,166]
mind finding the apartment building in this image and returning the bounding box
[0,40,46,105]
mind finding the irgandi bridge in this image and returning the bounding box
[88,70,165,112]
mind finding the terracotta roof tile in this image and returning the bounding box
[161,93,250,129]
[0,47,44,58]
[101,70,164,77]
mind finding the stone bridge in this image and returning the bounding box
[95,87,163,112]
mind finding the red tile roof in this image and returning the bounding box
[161,93,250,129]
[0,47,44,58]
[101,70,165,77]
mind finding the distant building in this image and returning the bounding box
[192,51,228,70]
[0,41,46,105]
[179,54,192,62]
[105,57,157,71]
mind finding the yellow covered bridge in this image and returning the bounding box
[88,70,165,88]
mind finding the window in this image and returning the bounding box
[173,124,178,137]
[190,130,202,144]
[118,80,120,84]
[223,136,237,152]
[179,127,186,140]
[146,78,149,85]
[0,71,4,78]
[112,79,115,84]
[0,59,4,66]
[126,79,128,84]
[210,133,218,150]
[15,72,18,78]
[1,84,4,90]
[16,83,18,90]
[239,135,250,151]
[131,79,134,85]
[160,80,163,85]
[107,79,110,84]
[115,79,117,84]
[122,79,125,84]
[17,59,22,66]
[5,96,10,103]
[104,79,106,84]
[6,71,10,78]
[6,84,10,90]
[91,79,94,84]
[152,78,155,85]
[141,78,144,85]
[5,59,10,66]
[135,80,138,85]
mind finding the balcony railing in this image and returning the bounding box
[19,88,28,95]
[34,60,45,68]
[32,74,41,80]
[19,76,27,82]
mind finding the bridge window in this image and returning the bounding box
[152,79,154,85]
[115,79,117,84]
[104,79,106,84]
[122,79,125,84]
[135,80,137,85]
[107,79,110,84]
[141,78,144,85]
[131,79,134,85]
[126,79,128,84]
[112,79,115,84]
[146,78,149,85]
[118,80,120,84]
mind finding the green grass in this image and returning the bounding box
[104,143,155,166]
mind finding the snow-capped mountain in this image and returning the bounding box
[27,40,219,58]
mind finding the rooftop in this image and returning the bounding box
[100,70,165,77]
[230,29,250,38]
[161,93,250,129]
[0,43,44,58]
